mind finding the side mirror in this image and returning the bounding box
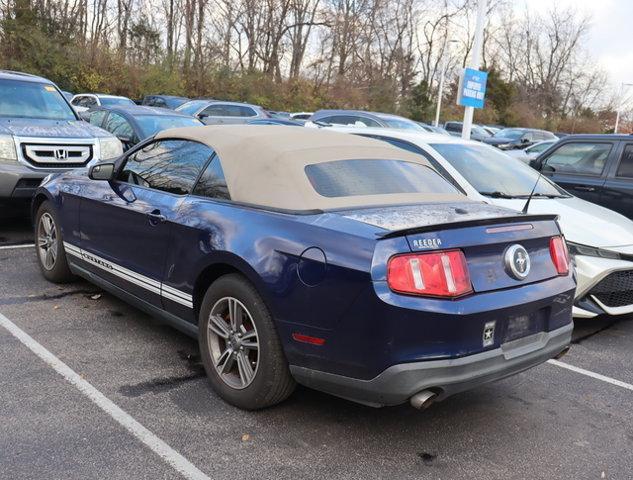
[89,162,116,181]
[529,158,540,169]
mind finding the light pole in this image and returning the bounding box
[461,0,486,140]
[614,82,633,134]
[434,39,459,127]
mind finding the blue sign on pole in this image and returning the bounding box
[458,68,488,109]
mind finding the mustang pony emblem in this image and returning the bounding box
[505,244,531,280]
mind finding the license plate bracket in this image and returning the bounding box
[503,310,546,343]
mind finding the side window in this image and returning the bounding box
[201,104,227,117]
[527,142,551,154]
[88,110,107,127]
[545,142,612,176]
[119,140,214,194]
[354,116,381,127]
[223,105,257,117]
[319,115,341,125]
[321,115,380,127]
[81,96,97,108]
[104,112,134,139]
[193,155,230,200]
[445,123,460,132]
[616,144,633,178]
[71,96,83,106]
[153,98,166,108]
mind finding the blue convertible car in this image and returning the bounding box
[33,126,575,410]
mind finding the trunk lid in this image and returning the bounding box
[339,202,562,294]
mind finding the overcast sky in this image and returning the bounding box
[519,0,632,95]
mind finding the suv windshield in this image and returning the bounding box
[430,143,567,198]
[0,79,76,121]
[305,159,457,198]
[492,128,525,140]
[136,115,202,137]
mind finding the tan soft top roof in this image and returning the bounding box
[155,125,466,211]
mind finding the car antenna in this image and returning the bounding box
[522,158,548,214]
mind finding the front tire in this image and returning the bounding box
[198,274,295,410]
[34,201,75,283]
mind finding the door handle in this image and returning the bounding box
[572,185,596,192]
[147,209,166,225]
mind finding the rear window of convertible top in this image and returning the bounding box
[304,159,457,198]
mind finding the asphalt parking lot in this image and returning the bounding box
[1,215,632,480]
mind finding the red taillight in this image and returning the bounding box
[549,236,570,275]
[387,250,472,298]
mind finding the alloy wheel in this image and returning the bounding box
[37,213,58,271]
[207,296,260,389]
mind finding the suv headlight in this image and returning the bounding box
[98,136,123,161]
[0,135,18,164]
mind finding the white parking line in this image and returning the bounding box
[0,243,34,250]
[548,359,633,392]
[0,312,211,480]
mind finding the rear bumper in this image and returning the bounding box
[290,322,572,407]
[0,163,49,198]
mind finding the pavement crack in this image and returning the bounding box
[572,320,619,345]
[0,288,101,306]
[118,371,206,398]
[118,350,206,398]
[418,452,437,465]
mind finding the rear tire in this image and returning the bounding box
[34,201,75,283]
[198,273,295,410]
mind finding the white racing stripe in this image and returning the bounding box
[162,284,193,301]
[63,241,191,306]
[548,359,633,392]
[162,284,193,308]
[161,290,194,308]
[0,244,35,250]
[0,311,211,480]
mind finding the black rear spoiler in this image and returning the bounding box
[377,214,559,239]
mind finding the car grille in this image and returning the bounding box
[20,143,92,168]
[589,270,633,308]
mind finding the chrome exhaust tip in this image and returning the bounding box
[410,390,437,410]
